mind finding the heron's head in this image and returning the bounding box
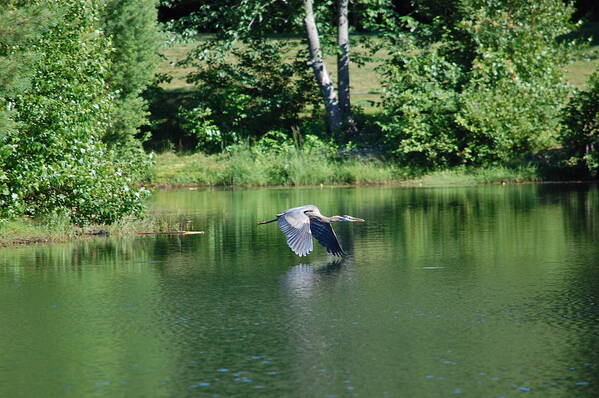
[340,215,365,222]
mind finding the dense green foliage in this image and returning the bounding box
[0,0,159,224]
[0,4,51,137]
[379,0,575,167]
[158,0,387,146]
[562,68,599,176]
[180,39,321,151]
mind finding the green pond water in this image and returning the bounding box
[1,184,598,397]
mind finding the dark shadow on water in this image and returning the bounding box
[296,256,348,274]
[314,257,348,274]
[283,257,349,292]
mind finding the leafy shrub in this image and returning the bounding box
[379,0,575,167]
[561,69,599,176]
[177,105,225,152]
[182,39,321,148]
[456,80,565,163]
[379,43,464,167]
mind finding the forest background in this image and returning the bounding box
[0,0,598,232]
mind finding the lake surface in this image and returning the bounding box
[1,184,598,397]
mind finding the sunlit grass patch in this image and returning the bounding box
[150,149,408,187]
[0,215,160,247]
[335,159,404,184]
[150,151,229,185]
[564,57,599,89]
[419,165,541,186]
[0,214,74,244]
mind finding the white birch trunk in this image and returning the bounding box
[303,0,342,133]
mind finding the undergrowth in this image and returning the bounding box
[150,145,543,187]
[151,150,405,187]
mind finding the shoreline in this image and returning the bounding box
[3,179,596,248]
[0,217,155,249]
[1,232,109,248]
[149,152,597,188]
[140,178,596,191]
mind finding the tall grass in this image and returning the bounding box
[151,148,405,187]
[150,148,542,187]
[420,166,541,185]
[0,214,74,245]
[0,214,159,247]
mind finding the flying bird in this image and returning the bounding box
[257,205,365,257]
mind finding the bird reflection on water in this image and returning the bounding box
[283,257,349,298]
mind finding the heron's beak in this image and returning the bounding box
[341,215,365,222]
[346,216,365,222]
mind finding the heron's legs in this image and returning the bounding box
[257,218,278,225]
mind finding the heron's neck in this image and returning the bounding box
[308,213,339,223]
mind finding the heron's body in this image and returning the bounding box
[258,205,364,257]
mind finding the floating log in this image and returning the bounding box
[137,231,205,235]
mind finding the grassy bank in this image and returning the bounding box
[0,216,157,247]
[149,151,542,187]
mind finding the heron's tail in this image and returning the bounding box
[257,218,277,225]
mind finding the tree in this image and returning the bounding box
[164,0,375,137]
[379,0,575,166]
[182,38,320,150]
[337,0,355,131]
[0,0,148,224]
[304,0,342,133]
[561,69,599,176]
[0,2,53,204]
[102,0,162,147]
[0,2,52,138]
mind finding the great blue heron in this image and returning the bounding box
[257,205,365,257]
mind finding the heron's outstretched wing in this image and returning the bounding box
[278,210,313,257]
[309,218,345,256]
